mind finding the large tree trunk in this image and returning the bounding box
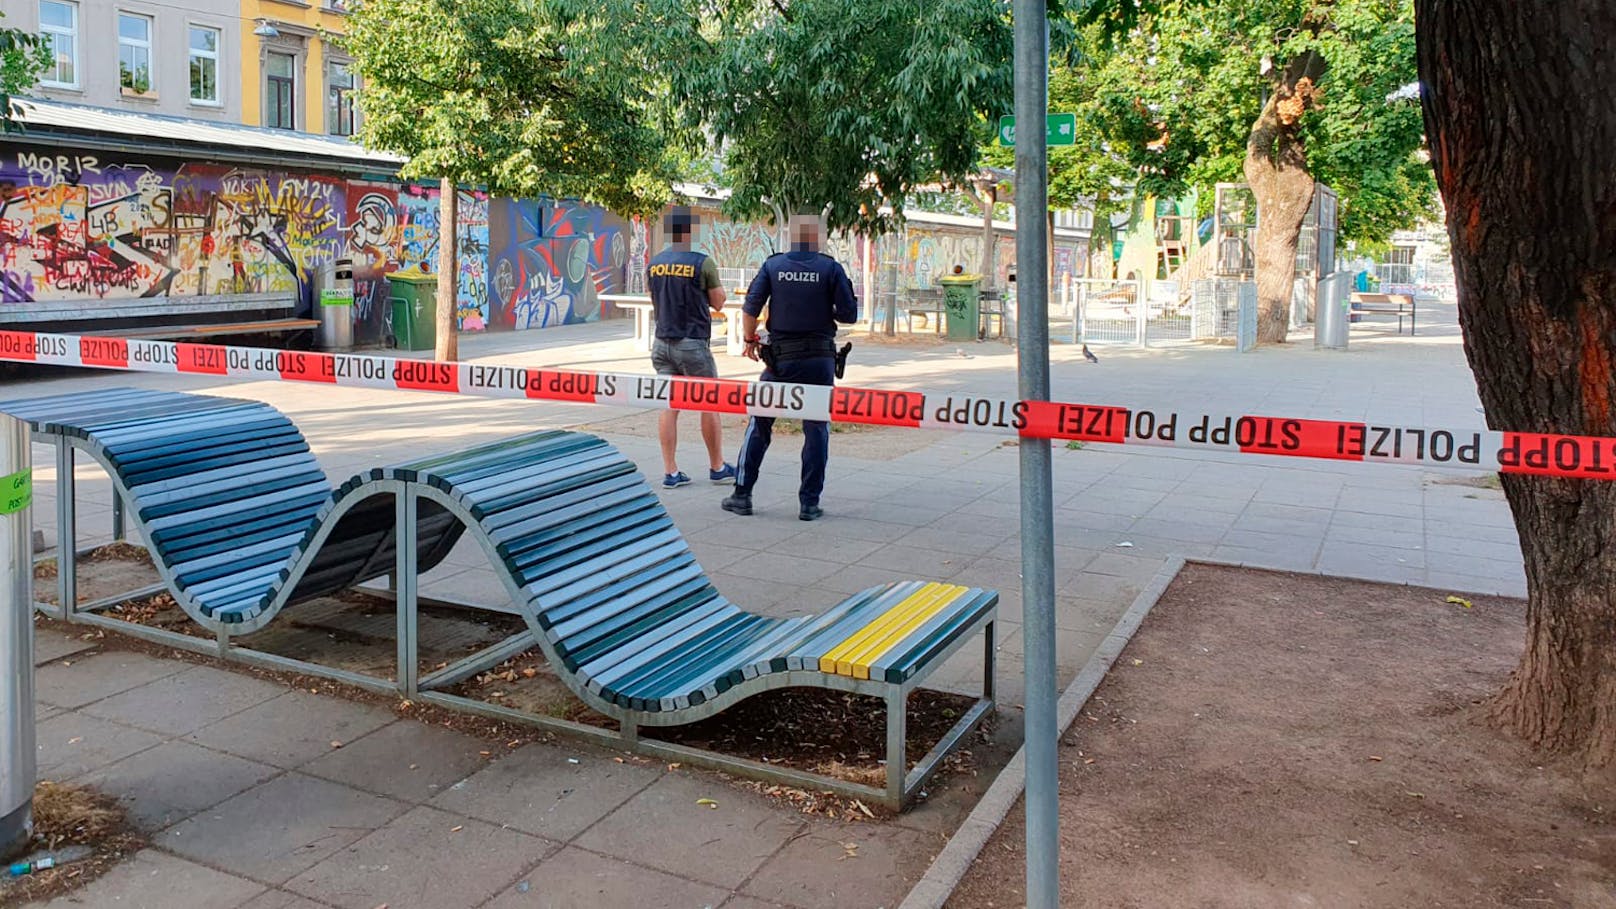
[1243,59,1321,346]
[434,176,459,362]
[1417,0,1616,767]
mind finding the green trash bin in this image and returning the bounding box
[940,274,982,341]
[388,272,439,351]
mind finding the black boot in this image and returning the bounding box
[721,493,753,516]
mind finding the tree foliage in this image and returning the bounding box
[1,12,49,133]
[1065,0,1435,245]
[660,0,1040,235]
[343,0,675,216]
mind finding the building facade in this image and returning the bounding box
[0,0,242,122]
[238,0,356,137]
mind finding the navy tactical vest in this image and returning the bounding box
[746,251,858,340]
[648,248,713,340]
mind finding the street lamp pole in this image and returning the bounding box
[1012,1,1059,907]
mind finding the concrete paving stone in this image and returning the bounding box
[810,563,916,596]
[1219,530,1324,562]
[287,804,553,909]
[32,849,266,909]
[1054,596,1131,634]
[1100,473,1182,494]
[740,826,937,909]
[34,712,163,781]
[32,628,99,666]
[686,541,754,571]
[895,523,1014,557]
[1317,541,1427,572]
[772,585,859,616]
[712,574,792,611]
[35,704,62,722]
[483,846,729,909]
[1230,513,1333,539]
[1056,570,1141,604]
[1067,492,1164,518]
[1423,534,1521,560]
[1424,571,1525,598]
[1208,545,1320,573]
[1328,508,1426,533]
[719,897,799,909]
[1082,551,1168,584]
[1325,524,1425,551]
[1332,492,1425,519]
[697,517,809,550]
[1240,501,1337,524]
[187,691,398,769]
[82,740,279,831]
[1145,494,1250,518]
[236,891,334,909]
[161,772,406,885]
[421,566,513,607]
[775,530,891,567]
[844,503,954,527]
[574,772,804,889]
[855,543,969,579]
[804,517,914,544]
[429,743,661,841]
[81,665,289,737]
[1126,516,1231,544]
[33,650,189,709]
[1431,555,1527,583]
[723,552,845,586]
[995,624,1107,673]
[1096,535,1209,560]
[1052,508,1138,532]
[299,719,493,803]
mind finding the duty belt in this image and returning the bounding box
[770,337,837,362]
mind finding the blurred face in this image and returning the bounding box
[789,214,822,251]
[669,209,698,245]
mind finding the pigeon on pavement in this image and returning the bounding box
[1082,344,1099,364]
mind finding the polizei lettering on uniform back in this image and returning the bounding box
[775,272,822,282]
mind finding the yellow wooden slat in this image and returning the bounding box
[844,585,968,680]
[820,583,963,678]
[835,584,957,678]
[818,582,944,675]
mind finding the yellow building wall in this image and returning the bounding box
[237,0,347,132]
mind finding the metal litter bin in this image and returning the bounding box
[317,257,355,351]
[940,273,982,341]
[1315,273,1350,350]
[389,273,438,352]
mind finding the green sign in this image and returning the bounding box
[1,468,29,515]
[997,113,1077,147]
[320,287,355,307]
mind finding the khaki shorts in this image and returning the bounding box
[651,338,718,378]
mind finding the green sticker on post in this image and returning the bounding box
[1,468,28,515]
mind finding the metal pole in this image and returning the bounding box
[1013,2,1059,906]
[0,413,34,857]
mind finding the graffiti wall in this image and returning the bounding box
[486,199,628,331]
[0,144,624,343]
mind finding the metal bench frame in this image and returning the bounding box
[23,398,994,809]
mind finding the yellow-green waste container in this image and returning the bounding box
[940,273,983,341]
[389,272,438,351]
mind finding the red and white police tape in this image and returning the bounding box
[1,329,1609,480]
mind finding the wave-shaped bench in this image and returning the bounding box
[6,387,996,807]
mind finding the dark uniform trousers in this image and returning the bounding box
[733,356,836,508]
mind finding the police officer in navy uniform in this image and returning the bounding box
[647,207,736,490]
[722,214,858,521]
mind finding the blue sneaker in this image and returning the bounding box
[662,471,691,489]
[709,463,737,485]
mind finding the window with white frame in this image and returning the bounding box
[118,12,154,94]
[265,51,296,129]
[188,25,219,104]
[326,59,356,136]
[38,0,78,88]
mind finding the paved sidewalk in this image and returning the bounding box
[7,298,1525,907]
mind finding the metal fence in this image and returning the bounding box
[1144,280,1194,343]
[1191,278,1258,350]
[1071,278,1143,345]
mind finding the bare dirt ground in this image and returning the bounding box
[949,564,1616,909]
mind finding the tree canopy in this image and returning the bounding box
[342,0,675,217]
[1,12,48,132]
[1066,0,1435,245]
[660,0,1039,235]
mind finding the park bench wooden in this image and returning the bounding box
[7,387,996,807]
[1349,292,1417,335]
[2,293,318,344]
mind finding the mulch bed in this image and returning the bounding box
[949,563,1616,909]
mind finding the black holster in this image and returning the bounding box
[834,342,852,379]
[758,342,779,372]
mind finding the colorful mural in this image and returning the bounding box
[0,145,628,344]
[691,206,775,272]
[486,199,628,331]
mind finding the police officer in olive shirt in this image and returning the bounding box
[648,208,736,489]
[721,214,858,521]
